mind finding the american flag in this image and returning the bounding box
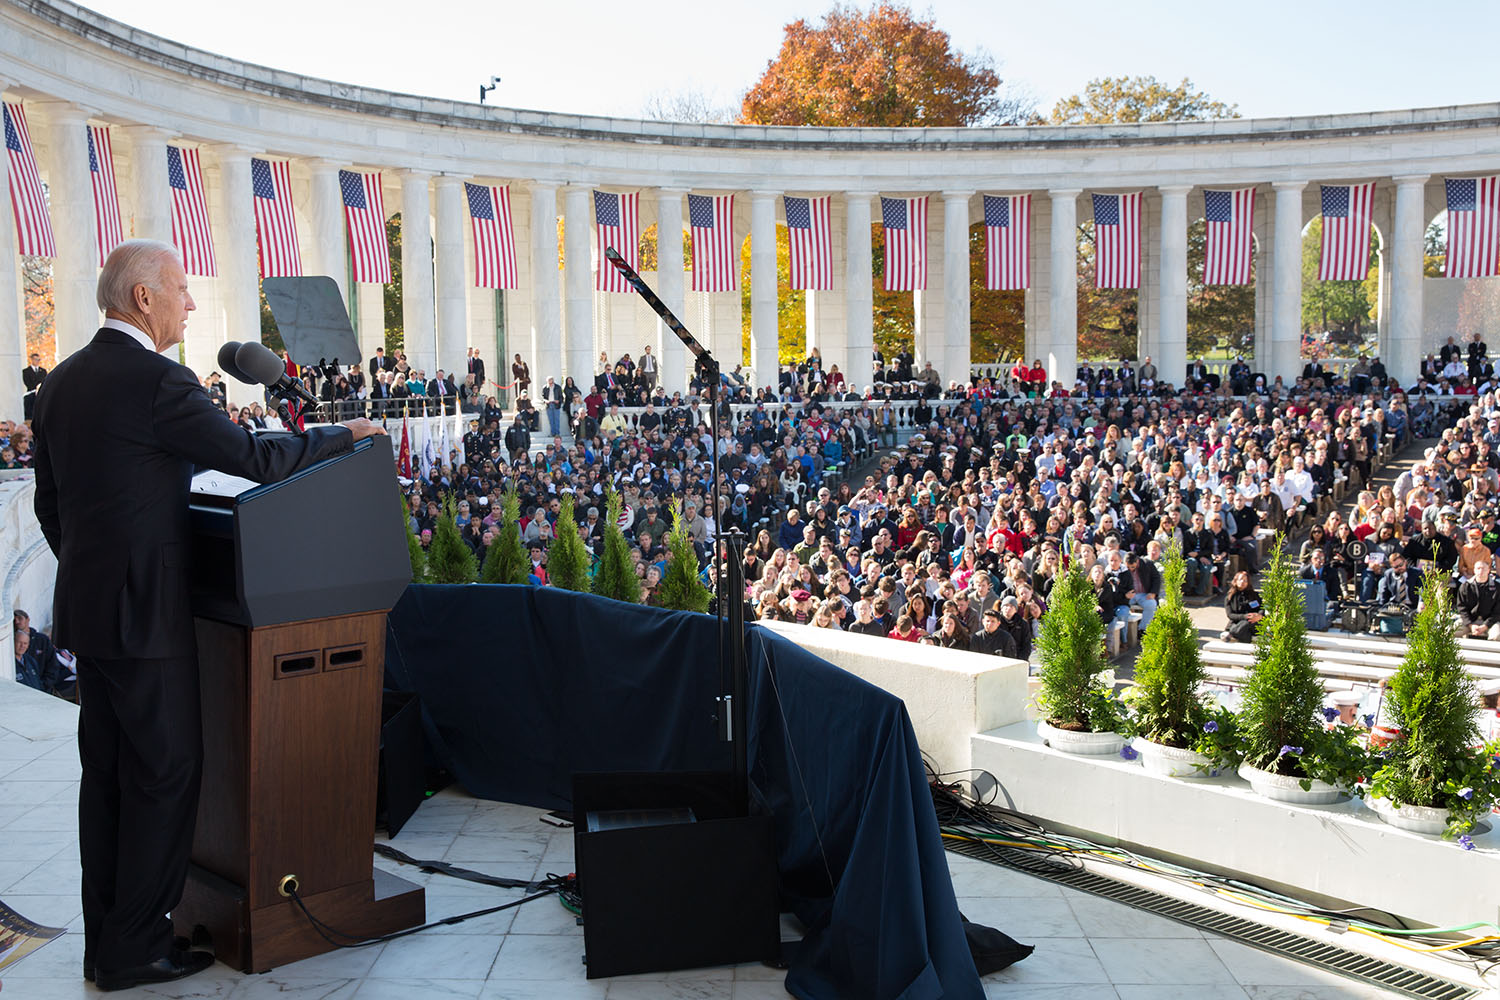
[465,182,517,289]
[983,194,1030,290]
[1318,183,1375,282]
[87,125,122,266]
[1202,188,1256,286]
[689,193,736,292]
[340,169,391,283]
[251,158,302,278]
[168,145,216,276]
[1092,192,1141,289]
[784,195,831,290]
[881,196,927,291]
[1444,177,1500,279]
[594,190,639,293]
[4,102,54,257]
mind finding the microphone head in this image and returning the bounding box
[216,341,254,384]
[235,341,289,386]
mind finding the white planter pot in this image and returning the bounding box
[1037,721,1124,757]
[1367,796,1451,835]
[1238,763,1346,804]
[1134,737,1215,779]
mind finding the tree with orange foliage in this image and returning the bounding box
[741,3,1032,128]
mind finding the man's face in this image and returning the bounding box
[139,254,195,350]
[1392,556,1407,574]
[14,629,27,657]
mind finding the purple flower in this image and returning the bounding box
[1120,745,1139,761]
[1322,707,1339,722]
[1363,713,1375,727]
[1459,786,1474,801]
[1459,835,1476,851]
[1203,720,1219,733]
[1278,745,1304,758]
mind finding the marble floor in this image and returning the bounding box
[0,682,1464,999]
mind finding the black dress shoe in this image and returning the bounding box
[86,936,191,983]
[94,949,214,992]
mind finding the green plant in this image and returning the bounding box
[1369,570,1500,836]
[656,509,711,613]
[480,488,530,585]
[1035,562,1119,732]
[1125,546,1207,747]
[425,494,477,584]
[1238,540,1324,776]
[591,491,642,603]
[1190,705,1243,773]
[546,494,592,593]
[402,494,425,583]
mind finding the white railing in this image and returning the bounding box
[970,357,1360,385]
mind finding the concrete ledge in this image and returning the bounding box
[761,621,1028,774]
[972,722,1499,929]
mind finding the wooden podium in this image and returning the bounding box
[175,436,425,973]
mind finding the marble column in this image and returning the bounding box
[650,188,684,395]
[528,183,562,385]
[118,125,171,243]
[399,170,435,375]
[1048,189,1080,390]
[433,175,468,381]
[307,160,348,307]
[40,103,98,360]
[562,186,594,384]
[0,80,22,421]
[1271,181,1306,384]
[1157,185,1191,390]
[845,193,875,389]
[1024,194,1051,369]
[214,145,259,406]
[748,190,778,392]
[942,191,972,388]
[1390,175,1429,387]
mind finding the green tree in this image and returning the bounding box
[1034,563,1117,731]
[656,509,711,613]
[480,488,530,585]
[384,214,405,355]
[425,495,477,584]
[591,491,642,603]
[402,496,426,583]
[1127,546,1207,747]
[1238,542,1323,774]
[1301,217,1378,349]
[1050,76,1239,124]
[1076,222,1139,361]
[546,494,592,593]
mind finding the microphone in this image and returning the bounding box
[217,341,254,384]
[235,341,322,408]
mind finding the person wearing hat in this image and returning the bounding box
[998,595,1032,660]
[971,608,1018,658]
[783,589,816,625]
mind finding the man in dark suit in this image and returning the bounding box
[32,240,385,993]
[369,346,393,378]
[21,351,46,419]
[428,369,457,415]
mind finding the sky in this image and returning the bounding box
[80,0,1500,122]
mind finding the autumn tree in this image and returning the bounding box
[741,4,1033,128]
[1050,76,1239,125]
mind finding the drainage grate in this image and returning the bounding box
[945,836,1478,1000]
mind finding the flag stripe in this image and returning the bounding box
[88,125,122,266]
[252,157,302,278]
[689,193,736,292]
[466,182,518,289]
[1092,192,1141,289]
[341,169,391,283]
[594,190,640,293]
[1445,176,1500,279]
[983,193,1030,290]
[881,196,928,291]
[1318,182,1375,282]
[1202,187,1256,286]
[784,195,832,290]
[4,102,55,257]
[168,145,216,276]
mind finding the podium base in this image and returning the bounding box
[175,864,425,973]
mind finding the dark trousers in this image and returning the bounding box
[77,654,202,972]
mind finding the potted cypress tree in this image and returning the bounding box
[479,488,530,585]
[425,494,477,584]
[656,509,711,613]
[402,494,426,584]
[546,493,592,593]
[1126,546,1214,778]
[1035,562,1124,755]
[1368,570,1500,838]
[1236,542,1369,803]
[591,490,642,603]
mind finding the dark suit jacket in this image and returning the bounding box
[33,327,353,659]
[370,354,393,376]
[22,365,46,391]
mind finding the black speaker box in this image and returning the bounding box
[377,690,424,838]
[572,771,781,980]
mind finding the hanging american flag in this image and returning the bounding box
[594,190,639,292]
[881,196,927,291]
[340,169,391,283]
[688,193,736,292]
[983,194,1030,290]
[464,182,517,289]
[167,145,216,276]
[1092,192,1141,289]
[1444,177,1500,279]
[1318,182,1375,282]
[784,195,831,290]
[1202,188,1256,286]
[4,102,54,257]
[87,125,122,266]
[251,157,301,278]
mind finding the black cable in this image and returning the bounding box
[287,881,562,949]
[373,843,552,892]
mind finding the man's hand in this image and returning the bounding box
[339,418,387,442]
